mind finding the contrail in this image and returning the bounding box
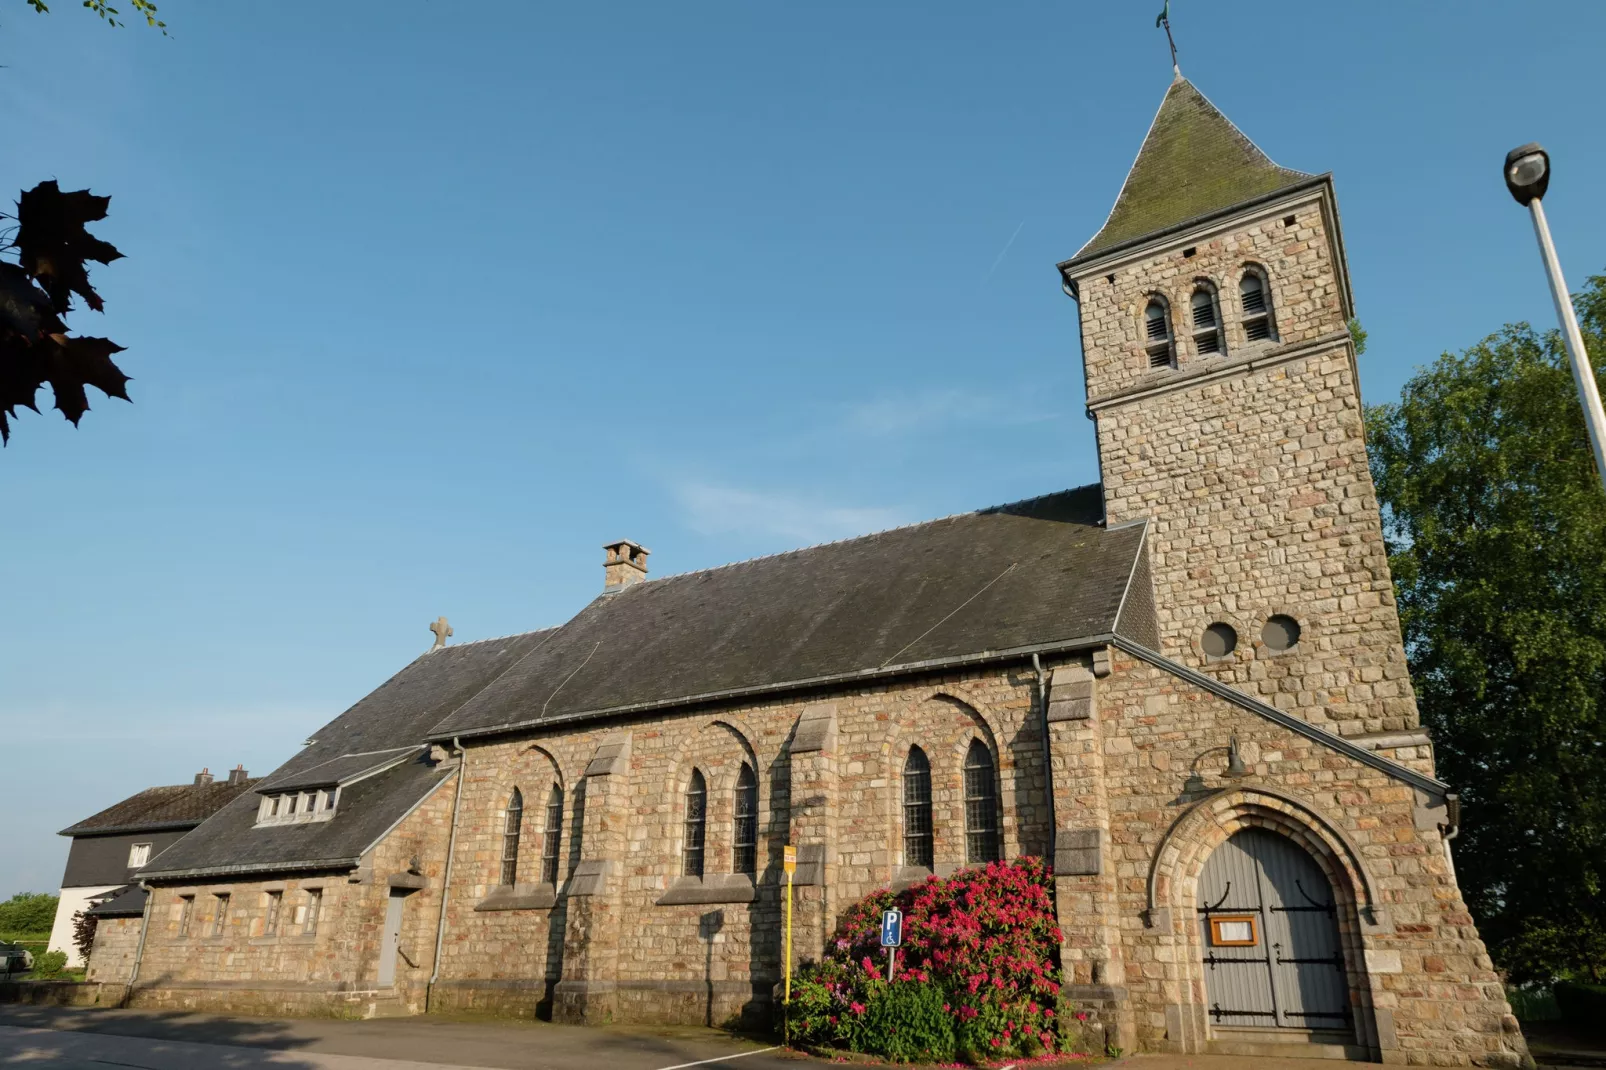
[983,219,1025,284]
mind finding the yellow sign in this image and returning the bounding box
[783,845,797,874]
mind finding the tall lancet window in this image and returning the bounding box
[1144,298,1175,368]
[963,741,1000,865]
[684,769,707,878]
[500,787,523,886]
[1191,284,1224,355]
[902,746,934,870]
[540,784,564,885]
[733,763,758,877]
[1240,269,1276,342]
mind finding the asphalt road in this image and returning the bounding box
[0,1006,805,1070]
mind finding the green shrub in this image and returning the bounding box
[31,950,68,978]
[0,893,58,936]
[862,981,955,1063]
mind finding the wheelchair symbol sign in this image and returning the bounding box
[880,908,903,948]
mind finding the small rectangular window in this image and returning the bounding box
[128,843,151,868]
[177,895,194,937]
[211,893,230,936]
[303,889,322,935]
[264,891,283,936]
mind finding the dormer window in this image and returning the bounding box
[1191,285,1224,356]
[256,788,339,826]
[1240,269,1276,342]
[1144,298,1175,368]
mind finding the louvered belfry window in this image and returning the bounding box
[963,741,1001,865]
[1144,299,1175,368]
[500,787,523,886]
[684,769,707,878]
[902,746,934,869]
[1191,286,1223,355]
[541,784,564,885]
[1241,271,1275,342]
[733,763,758,877]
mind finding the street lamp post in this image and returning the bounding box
[1504,143,1606,495]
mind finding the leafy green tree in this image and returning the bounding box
[1367,272,1606,983]
[0,892,59,935]
[23,0,165,32]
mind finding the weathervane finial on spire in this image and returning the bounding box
[1155,0,1180,76]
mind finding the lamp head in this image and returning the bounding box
[1504,143,1550,206]
[1223,734,1250,780]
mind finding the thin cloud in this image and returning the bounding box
[841,388,1059,437]
[983,220,1026,285]
[674,482,907,544]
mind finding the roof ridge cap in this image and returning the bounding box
[426,626,559,652]
[612,484,1104,590]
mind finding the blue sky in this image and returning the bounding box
[4,1,1604,898]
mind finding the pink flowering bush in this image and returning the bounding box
[785,857,1063,1062]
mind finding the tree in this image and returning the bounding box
[0,891,59,934]
[71,909,96,962]
[0,181,131,444]
[23,0,166,32]
[1366,272,1606,983]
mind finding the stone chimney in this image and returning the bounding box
[228,764,249,785]
[603,540,649,593]
[194,767,214,785]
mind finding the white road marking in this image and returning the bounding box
[649,1046,782,1070]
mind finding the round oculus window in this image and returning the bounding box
[1201,622,1238,659]
[1261,614,1301,652]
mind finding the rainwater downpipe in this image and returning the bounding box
[1032,654,1058,859]
[121,882,154,1007]
[1441,793,1461,884]
[426,736,467,1013]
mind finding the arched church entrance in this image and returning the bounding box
[1198,828,1350,1036]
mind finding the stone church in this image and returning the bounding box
[94,74,1529,1066]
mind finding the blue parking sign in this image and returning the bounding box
[880,908,902,948]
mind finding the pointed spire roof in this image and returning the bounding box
[1069,75,1314,264]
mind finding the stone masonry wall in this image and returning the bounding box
[130,779,454,1017]
[1071,193,1419,736]
[433,665,1049,1025]
[84,916,142,984]
[1063,648,1525,1067]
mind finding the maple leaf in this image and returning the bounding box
[16,180,125,314]
[0,182,132,445]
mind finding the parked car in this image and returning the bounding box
[0,942,33,977]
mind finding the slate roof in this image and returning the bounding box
[431,487,1145,739]
[58,777,262,837]
[1065,75,1316,267]
[86,883,147,918]
[142,486,1151,881]
[139,631,554,880]
[257,747,419,793]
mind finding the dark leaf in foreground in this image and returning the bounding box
[16,180,125,314]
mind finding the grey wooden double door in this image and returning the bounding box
[1197,828,1350,1032]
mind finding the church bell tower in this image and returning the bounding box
[1060,75,1419,739]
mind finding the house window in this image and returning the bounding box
[902,747,934,870]
[1240,270,1276,342]
[128,843,151,868]
[256,790,339,827]
[264,891,282,936]
[733,763,757,877]
[1191,285,1224,355]
[1144,298,1175,368]
[211,893,230,936]
[500,788,523,887]
[683,769,707,878]
[177,895,194,937]
[303,889,322,935]
[540,784,564,885]
[963,741,1001,865]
